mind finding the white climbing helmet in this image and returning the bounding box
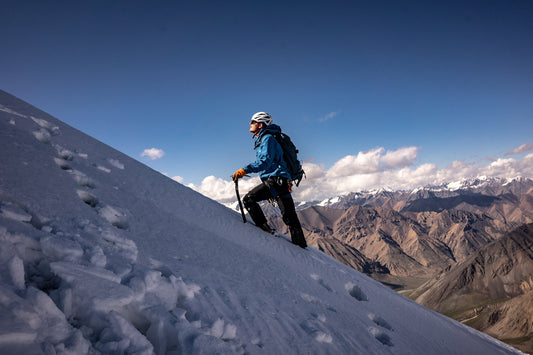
[250,112,273,126]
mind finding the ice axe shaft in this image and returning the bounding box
[234,179,246,223]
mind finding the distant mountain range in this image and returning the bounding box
[301,177,533,213]
[271,177,533,276]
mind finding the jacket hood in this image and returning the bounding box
[254,124,282,147]
[264,124,282,135]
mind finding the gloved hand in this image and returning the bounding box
[232,168,246,181]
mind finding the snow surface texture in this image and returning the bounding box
[0,90,522,354]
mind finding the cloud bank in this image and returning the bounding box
[187,144,533,204]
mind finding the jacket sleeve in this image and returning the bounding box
[243,135,279,174]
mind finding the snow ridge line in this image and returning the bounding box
[1,97,523,354]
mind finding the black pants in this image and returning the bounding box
[243,177,307,248]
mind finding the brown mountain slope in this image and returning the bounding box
[269,207,389,275]
[480,291,533,341]
[332,205,455,276]
[297,205,346,230]
[310,236,389,274]
[414,223,533,313]
[271,205,494,277]
[410,209,499,262]
[410,223,533,352]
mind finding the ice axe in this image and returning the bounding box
[234,179,247,223]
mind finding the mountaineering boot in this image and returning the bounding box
[290,227,307,248]
[258,223,273,234]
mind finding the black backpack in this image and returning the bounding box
[268,132,305,187]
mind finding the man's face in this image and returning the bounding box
[249,121,262,133]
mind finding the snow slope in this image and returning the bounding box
[0,90,521,354]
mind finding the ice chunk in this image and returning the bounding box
[0,204,32,223]
[50,262,134,314]
[89,246,107,267]
[174,276,200,300]
[41,235,84,261]
[209,318,237,340]
[50,261,121,283]
[99,229,137,263]
[143,305,181,354]
[8,256,25,290]
[96,311,153,354]
[0,287,89,354]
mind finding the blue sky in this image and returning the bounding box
[2,0,533,202]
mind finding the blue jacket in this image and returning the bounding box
[243,124,291,181]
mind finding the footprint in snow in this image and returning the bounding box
[54,145,74,161]
[345,282,367,301]
[310,274,333,292]
[107,158,125,170]
[52,145,96,189]
[77,190,99,208]
[311,312,327,323]
[31,117,59,144]
[54,157,72,171]
[33,128,52,143]
[54,159,96,188]
[368,313,393,331]
[94,158,125,173]
[367,313,393,346]
[369,327,393,346]
[71,170,96,188]
[99,205,129,230]
[149,258,176,278]
[299,320,333,344]
[31,117,59,134]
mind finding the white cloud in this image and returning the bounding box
[328,148,384,177]
[172,176,184,183]
[327,146,419,178]
[506,142,533,155]
[190,145,533,204]
[141,148,165,160]
[318,112,338,122]
[188,176,262,203]
[381,146,419,168]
